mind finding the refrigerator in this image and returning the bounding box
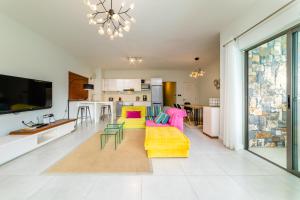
[151,78,163,107]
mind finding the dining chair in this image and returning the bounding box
[184,102,193,124]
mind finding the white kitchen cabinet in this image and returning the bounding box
[102,79,109,91]
[103,79,141,92]
[103,79,122,91]
[122,79,131,90]
[203,106,220,138]
[132,79,141,91]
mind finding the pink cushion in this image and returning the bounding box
[165,108,187,132]
[146,120,170,127]
[126,111,141,118]
[165,108,187,118]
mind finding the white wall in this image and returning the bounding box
[221,0,300,48]
[196,60,220,105]
[0,14,92,136]
[102,62,220,105]
[90,67,103,101]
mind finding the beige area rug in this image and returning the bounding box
[47,129,152,173]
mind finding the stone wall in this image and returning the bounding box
[248,35,287,148]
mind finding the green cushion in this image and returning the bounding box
[154,106,162,116]
[154,112,165,124]
[161,113,170,124]
[147,105,162,117]
[147,106,155,117]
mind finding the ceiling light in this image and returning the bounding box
[98,27,105,35]
[190,57,205,78]
[128,57,143,64]
[130,3,135,9]
[84,0,135,39]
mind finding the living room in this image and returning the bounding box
[1,0,300,200]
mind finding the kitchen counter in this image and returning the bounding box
[122,101,151,106]
[68,100,114,123]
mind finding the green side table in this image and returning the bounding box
[100,128,119,150]
[106,122,125,142]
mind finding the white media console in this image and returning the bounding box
[0,119,76,165]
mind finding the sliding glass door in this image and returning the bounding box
[247,35,288,168]
[246,25,300,176]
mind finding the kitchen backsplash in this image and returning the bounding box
[103,91,151,102]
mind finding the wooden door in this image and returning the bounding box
[68,72,88,100]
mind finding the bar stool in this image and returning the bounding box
[100,105,112,121]
[75,105,92,126]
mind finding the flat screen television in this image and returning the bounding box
[0,74,52,114]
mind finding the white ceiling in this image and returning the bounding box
[0,0,259,69]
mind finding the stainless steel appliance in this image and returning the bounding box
[151,78,163,107]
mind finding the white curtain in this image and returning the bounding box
[220,41,244,150]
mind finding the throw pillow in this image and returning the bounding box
[154,105,162,116]
[161,113,170,124]
[146,116,154,120]
[154,112,165,124]
[126,111,141,118]
[146,106,155,117]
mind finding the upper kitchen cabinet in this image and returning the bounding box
[103,79,121,91]
[127,79,141,91]
[102,79,141,92]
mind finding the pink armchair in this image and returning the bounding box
[165,108,187,132]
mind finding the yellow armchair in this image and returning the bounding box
[117,106,146,129]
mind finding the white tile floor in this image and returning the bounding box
[250,147,286,168]
[0,124,300,200]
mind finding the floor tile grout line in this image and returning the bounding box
[140,175,143,200]
[25,175,55,200]
[184,175,202,200]
[226,175,261,200]
[82,176,99,200]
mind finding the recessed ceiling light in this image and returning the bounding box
[128,57,143,64]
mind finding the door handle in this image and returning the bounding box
[288,95,290,109]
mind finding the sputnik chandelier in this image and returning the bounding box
[84,0,135,40]
[190,57,205,78]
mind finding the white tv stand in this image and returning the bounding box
[0,119,76,165]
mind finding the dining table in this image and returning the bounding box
[181,104,204,126]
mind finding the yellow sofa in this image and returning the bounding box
[144,126,190,158]
[117,106,146,129]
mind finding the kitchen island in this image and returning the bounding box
[69,101,114,123]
